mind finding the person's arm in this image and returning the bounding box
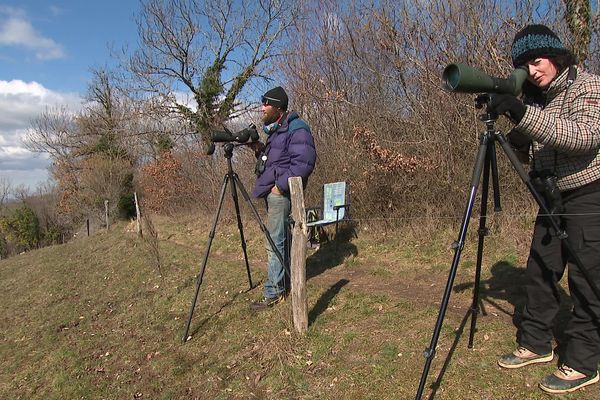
[517,79,600,154]
[274,128,316,193]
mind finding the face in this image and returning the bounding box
[261,103,282,125]
[524,57,559,88]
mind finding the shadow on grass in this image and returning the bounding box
[181,285,253,342]
[425,257,573,399]
[454,260,528,321]
[453,259,572,341]
[308,278,349,326]
[306,226,358,280]
[427,310,471,400]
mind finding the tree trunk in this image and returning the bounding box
[563,0,591,64]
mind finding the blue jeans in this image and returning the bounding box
[264,192,290,298]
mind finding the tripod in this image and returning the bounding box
[181,142,286,343]
[415,107,600,399]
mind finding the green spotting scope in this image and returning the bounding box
[442,63,528,96]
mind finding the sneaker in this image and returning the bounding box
[539,364,600,394]
[497,346,554,369]
[249,294,285,311]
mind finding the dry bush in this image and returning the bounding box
[137,141,261,220]
[281,0,580,238]
[138,150,204,215]
[52,155,134,228]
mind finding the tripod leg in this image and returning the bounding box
[416,134,491,400]
[228,173,253,289]
[182,174,230,343]
[232,174,287,272]
[490,143,502,212]
[468,145,494,348]
[495,132,600,303]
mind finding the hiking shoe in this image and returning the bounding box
[497,346,554,369]
[249,295,285,311]
[539,364,599,394]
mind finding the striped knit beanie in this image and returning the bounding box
[511,24,570,67]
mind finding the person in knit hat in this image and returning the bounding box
[489,24,600,394]
[249,86,316,311]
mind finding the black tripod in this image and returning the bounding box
[181,142,286,343]
[415,106,600,399]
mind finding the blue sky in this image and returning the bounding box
[0,1,141,190]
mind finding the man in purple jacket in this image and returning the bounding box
[250,86,316,311]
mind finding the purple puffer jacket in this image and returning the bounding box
[252,112,316,198]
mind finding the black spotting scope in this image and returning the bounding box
[211,124,259,143]
[206,124,261,155]
[442,63,528,96]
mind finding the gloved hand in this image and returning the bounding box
[507,129,531,150]
[248,141,265,158]
[507,129,532,164]
[487,94,526,124]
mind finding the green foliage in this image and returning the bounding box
[117,193,136,219]
[155,134,174,153]
[198,58,225,116]
[93,133,129,159]
[0,234,7,259]
[217,64,254,120]
[0,205,40,251]
[117,173,136,220]
[43,226,64,245]
[564,0,591,64]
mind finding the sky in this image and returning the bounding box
[0,1,141,191]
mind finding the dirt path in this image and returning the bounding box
[306,255,520,325]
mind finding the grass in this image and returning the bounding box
[0,213,597,399]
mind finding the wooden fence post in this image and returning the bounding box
[104,200,109,231]
[288,177,308,334]
[134,192,142,237]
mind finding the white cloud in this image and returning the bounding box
[0,79,82,189]
[48,6,64,17]
[0,7,65,60]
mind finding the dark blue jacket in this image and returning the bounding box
[252,112,316,198]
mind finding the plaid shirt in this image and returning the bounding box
[516,67,600,190]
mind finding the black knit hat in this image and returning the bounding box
[511,24,571,67]
[261,86,288,110]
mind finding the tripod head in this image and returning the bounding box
[220,141,263,160]
[222,142,236,159]
[205,142,236,159]
[474,93,500,127]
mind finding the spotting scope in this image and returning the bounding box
[206,124,260,156]
[442,64,528,96]
[211,124,259,143]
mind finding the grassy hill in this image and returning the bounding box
[1,214,597,399]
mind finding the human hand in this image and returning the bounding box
[248,141,265,157]
[271,185,282,195]
[487,94,526,124]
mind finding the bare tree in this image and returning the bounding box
[24,106,81,161]
[0,176,11,214]
[24,68,138,226]
[126,0,298,147]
